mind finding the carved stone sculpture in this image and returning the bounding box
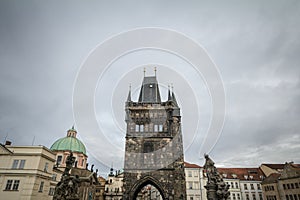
[204,154,230,200]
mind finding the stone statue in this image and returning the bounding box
[54,153,80,200]
[204,154,230,200]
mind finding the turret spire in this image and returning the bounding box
[168,85,172,101]
[127,84,132,102]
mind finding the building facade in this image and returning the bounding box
[0,143,63,200]
[123,74,186,199]
[261,162,300,200]
[184,162,205,200]
[217,168,264,200]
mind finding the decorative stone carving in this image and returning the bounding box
[204,154,230,200]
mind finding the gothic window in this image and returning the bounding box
[154,124,158,132]
[143,142,154,153]
[140,125,144,132]
[135,124,139,132]
[159,124,163,132]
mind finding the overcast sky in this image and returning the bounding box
[1,1,300,177]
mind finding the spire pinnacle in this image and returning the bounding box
[154,67,157,77]
[143,67,146,77]
[168,85,172,101]
[127,84,132,102]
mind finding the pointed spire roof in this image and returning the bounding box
[126,85,131,102]
[138,76,161,103]
[172,92,179,107]
[168,85,172,101]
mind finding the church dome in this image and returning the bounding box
[50,126,86,155]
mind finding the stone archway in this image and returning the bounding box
[130,176,166,200]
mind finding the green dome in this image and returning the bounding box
[50,136,86,155]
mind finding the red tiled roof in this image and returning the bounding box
[184,162,202,168]
[217,168,264,181]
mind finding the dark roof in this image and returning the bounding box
[138,76,161,103]
[184,162,202,168]
[217,168,264,181]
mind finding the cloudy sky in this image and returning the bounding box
[1,0,300,177]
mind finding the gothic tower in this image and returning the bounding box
[123,72,186,200]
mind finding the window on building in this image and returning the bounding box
[12,160,19,169]
[293,194,297,200]
[189,182,193,189]
[19,160,25,169]
[158,124,163,132]
[233,193,236,200]
[235,182,239,188]
[140,125,144,132]
[44,162,49,172]
[237,193,241,200]
[251,184,254,190]
[295,182,299,188]
[143,142,154,153]
[49,187,55,196]
[57,155,62,165]
[5,180,13,190]
[12,180,20,190]
[135,124,139,132]
[259,193,263,200]
[39,181,44,192]
[154,124,158,132]
[286,195,290,200]
[194,171,198,177]
[244,184,248,190]
[289,195,293,200]
[257,184,261,190]
[252,193,256,200]
[5,180,19,191]
[194,182,199,190]
[291,183,294,189]
[231,182,234,188]
[190,197,194,200]
[287,184,290,189]
[188,171,192,177]
[246,193,249,200]
[51,174,57,181]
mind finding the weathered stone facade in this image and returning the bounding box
[123,75,186,199]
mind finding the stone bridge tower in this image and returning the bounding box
[123,73,186,200]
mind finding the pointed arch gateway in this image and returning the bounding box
[130,176,166,200]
